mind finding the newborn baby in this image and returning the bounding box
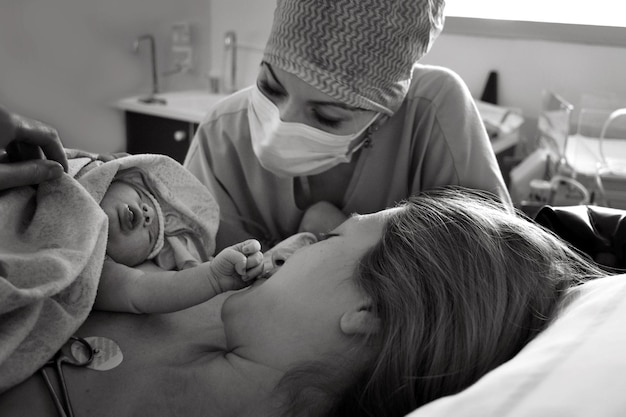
[71,154,265,314]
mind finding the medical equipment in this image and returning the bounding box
[594,108,626,208]
[525,91,589,206]
[537,90,574,177]
[534,91,626,209]
[39,336,94,417]
[566,103,626,208]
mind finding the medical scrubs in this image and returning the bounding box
[184,64,511,247]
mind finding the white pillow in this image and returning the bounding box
[406,274,626,417]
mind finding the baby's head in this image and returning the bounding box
[100,172,164,266]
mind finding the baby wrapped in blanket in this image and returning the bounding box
[69,152,266,314]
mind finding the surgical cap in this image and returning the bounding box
[263,0,446,115]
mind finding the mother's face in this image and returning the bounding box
[221,208,399,369]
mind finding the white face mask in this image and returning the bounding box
[247,85,379,178]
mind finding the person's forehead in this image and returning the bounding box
[261,63,364,112]
[343,207,400,231]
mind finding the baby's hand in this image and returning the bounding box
[208,239,264,292]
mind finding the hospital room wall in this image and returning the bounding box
[209,0,626,128]
[2,0,625,155]
[419,34,626,122]
[0,0,211,154]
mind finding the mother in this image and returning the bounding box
[0,188,603,417]
[184,0,512,251]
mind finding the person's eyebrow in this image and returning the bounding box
[261,61,367,112]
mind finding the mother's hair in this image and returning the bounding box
[277,188,605,417]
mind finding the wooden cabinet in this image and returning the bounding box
[124,111,199,164]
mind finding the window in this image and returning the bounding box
[443,0,626,46]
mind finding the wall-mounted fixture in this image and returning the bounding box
[223,31,238,93]
[164,22,193,76]
[133,34,166,104]
[222,31,264,93]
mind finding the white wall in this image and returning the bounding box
[207,0,274,91]
[0,0,211,154]
[206,0,626,120]
[2,0,625,153]
[420,34,626,121]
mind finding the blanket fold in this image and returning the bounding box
[0,174,107,392]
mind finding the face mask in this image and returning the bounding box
[247,85,379,178]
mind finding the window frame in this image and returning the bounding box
[443,16,626,47]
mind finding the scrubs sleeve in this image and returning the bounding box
[184,121,255,251]
[414,68,512,207]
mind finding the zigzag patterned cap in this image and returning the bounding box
[263,0,446,115]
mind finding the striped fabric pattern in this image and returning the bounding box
[263,0,445,114]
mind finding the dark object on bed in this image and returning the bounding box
[535,205,626,272]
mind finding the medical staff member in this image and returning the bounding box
[0,105,67,190]
[184,0,512,251]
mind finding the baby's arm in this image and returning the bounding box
[95,239,264,314]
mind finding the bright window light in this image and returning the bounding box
[445,0,626,28]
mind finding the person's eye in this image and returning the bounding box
[258,80,285,99]
[312,110,342,129]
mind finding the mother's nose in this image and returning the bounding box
[141,202,155,226]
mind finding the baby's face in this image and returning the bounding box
[100,181,159,266]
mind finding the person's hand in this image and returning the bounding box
[298,201,348,238]
[208,239,264,292]
[0,105,68,190]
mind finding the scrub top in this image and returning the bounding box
[184,64,512,248]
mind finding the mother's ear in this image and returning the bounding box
[340,304,381,336]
